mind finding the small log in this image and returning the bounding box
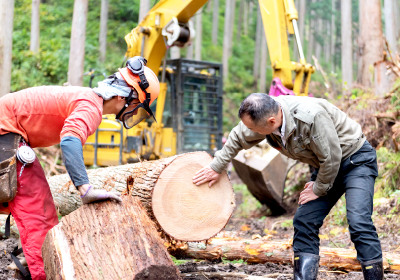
[42,195,181,279]
[170,237,400,273]
[48,152,235,242]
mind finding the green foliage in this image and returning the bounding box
[375,148,400,198]
[232,184,262,218]
[221,257,247,265]
[170,255,190,266]
[11,0,139,92]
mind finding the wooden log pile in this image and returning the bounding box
[170,237,400,273]
[42,196,180,279]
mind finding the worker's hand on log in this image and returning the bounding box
[192,166,221,187]
[298,181,319,205]
[79,184,122,204]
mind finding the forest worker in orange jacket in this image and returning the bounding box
[0,56,160,280]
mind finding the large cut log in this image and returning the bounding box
[48,152,235,241]
[42,195,181,279]
[170,237,400,273]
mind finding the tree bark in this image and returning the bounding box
[330,0,336,71]
[138,0,150,23]
[67,0,89,86]
[0,0,14,97]
[384,0,397,52]
[195,8,203,61]
[253,6,262,81]
[236,0,244,42]
[243,0,248,36]
[171,237,400,272]
[259,29,267,93]
[359,0,383,88]
[42,196,181,279]
[170,46,181,59]
[30,0,40,53]
[212,0,219,45]
[47,152,235,242]
[306,0,315,64]
[222,0,233,80]
[186,42,194,60]
[227,0,236,57]
[341,0,353,90]
[99,0,109,63]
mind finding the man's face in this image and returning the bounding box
[241,114,278,135]
[116,97,140,121]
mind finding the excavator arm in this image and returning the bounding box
[124,0,207,76]
[258,0,315,95]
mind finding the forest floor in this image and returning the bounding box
[0,92,399,279]
[175,169,400,280]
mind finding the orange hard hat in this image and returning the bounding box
[118,65,160,105]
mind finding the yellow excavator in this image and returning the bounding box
[82,0,315,215]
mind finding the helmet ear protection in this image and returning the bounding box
[126,56,149,91]
[115,56,158,129]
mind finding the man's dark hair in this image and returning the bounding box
[238,93,280,125]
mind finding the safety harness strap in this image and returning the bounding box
[11,246,31,279]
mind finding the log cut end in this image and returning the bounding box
[42,196,180,279]
[152,152,235,241]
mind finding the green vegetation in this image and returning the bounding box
[221,257,247,265]
[232,184,262,218]
[170,255,190,266]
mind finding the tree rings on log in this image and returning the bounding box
[42,196,180,279]
[152,152,235,241]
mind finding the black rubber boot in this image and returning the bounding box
[293,252,320,280]
[361,259,384,280]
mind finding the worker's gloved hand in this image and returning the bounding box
[80,185,122,204]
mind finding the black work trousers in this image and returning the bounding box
[293,141,382,262]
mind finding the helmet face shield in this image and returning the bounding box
[121,102,157,129]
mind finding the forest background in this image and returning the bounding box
[6,0,398,131]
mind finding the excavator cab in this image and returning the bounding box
[157,58,223,155]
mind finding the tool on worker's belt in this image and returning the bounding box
[16,139,35,177]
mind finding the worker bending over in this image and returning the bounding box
[193,93,383,280]
[0,56,160,280]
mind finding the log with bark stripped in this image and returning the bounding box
[47,152,235,241]
[42,195,181,279]
[170,237,400,273]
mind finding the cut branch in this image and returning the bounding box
[170,237,400,273]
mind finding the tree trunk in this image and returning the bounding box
[42,196,181,279]
[195,8,203,61]
[186,43,194,60]
[341,0,353,90]
[0,0,14,97]
[298,0,306,45]
[171,237,400,272]
[207,0,213,13]
[99,0,109,63]
[170,46,181,59]
[227,0,236,57]
[330,0,336,71]
[315,17,322,62]
[67,0,89,86]
[384,0,397,52]
[47,152,235,242]
[253,6,262,81]
[243,0,248,36]
[236,0,244,42]
[222,0,233,80]
[248,1,253,33]
[30,0,40,53]
[212,0,219,45]
[138,0,150,23]
[306,0,315,64]
[259,29,267,93]
[359,0,383,88]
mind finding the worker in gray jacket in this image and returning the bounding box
[193,93,383,280]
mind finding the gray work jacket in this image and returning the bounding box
[209,95,365,197]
